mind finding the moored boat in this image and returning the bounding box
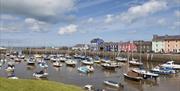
[65,59,77,66]
[33,70,48,78]
[161,61,180,70]
[104,80,119,88]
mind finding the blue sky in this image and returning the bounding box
[0,0,180,47]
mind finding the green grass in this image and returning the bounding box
[0,77,84,91]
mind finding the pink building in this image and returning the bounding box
[118,42,137,52]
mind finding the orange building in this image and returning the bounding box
[164,35,180,53]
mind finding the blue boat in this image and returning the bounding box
[151,66,176,75]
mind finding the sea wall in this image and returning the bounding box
[21,48,180,63]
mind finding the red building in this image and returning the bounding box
[118,41,137,52]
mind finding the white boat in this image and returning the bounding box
[86,65,94,72]
[53,61,62,67]
[104,80,119,88]
[82,60,94,65]
[33,71,48,78]
[151,66,176,74]
[14,58,21,62]
[5,66,15,72]
[132,68,159,79]
[27,59,35,65]
[161,61,180,70]
[65,59,76,66]
[8,74,19,79]
[101,63,118,70]
[115,57,127,62]
[129,60,143,66]
[59,57,67,62]
[39,62,48,68]
[84,85,94,91]
[101,58,110,63]
[50,57,59,62]
[78,66,94,73]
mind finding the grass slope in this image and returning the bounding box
[0,77,83,91]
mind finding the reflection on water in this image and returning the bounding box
[0,57,180,91]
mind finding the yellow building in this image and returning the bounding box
[164,35,180,53]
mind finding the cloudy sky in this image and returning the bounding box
[0,0,180,47]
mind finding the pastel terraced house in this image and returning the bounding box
[152,35,180,53]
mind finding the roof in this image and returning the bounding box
[153,35,180,41]
[90,38,104,43]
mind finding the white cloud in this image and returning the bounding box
[175,10,180,17]
[119,0,167,23]
[25,18,50,32]
[87,18,94,23]
[105,14,113,23]
[157,18,166,26]
[58,24,78,35]
[171,21,180,30]
[0,14,18,20]
[1,0,75,22]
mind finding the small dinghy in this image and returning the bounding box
[65,59,77,66]
[53,61,62,67]
[104,80,119,88]
[33,70,48,78]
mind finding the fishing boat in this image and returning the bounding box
[132,68,159,79]
[104,80,119,88]
[151,66,176,74]
[81,59,94,65]
[161,61,180,70]
[101,63,118,70]
[115,57,127,62]
[86,65,94,72]
[33,70,48,78]
[53,61,62,67]
[65,59,77,66]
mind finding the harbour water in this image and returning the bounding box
[0,55,180,91]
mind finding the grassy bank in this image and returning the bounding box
[0,77,83,91]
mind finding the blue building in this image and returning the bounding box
[90,38,104,51]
